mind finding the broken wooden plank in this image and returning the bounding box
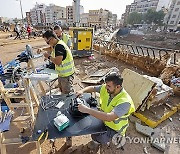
[2,138,22,145]
[6,88,25,93]
[0,133,7,154]
[36,141,42,154]
[5,93,26,98]
[12,115,31,122]
[8,103,29,108]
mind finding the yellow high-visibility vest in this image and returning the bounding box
[62,33,70,45]
[51,40,75,77]
[100,85,135,135]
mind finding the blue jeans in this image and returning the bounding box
[91,127,117,144]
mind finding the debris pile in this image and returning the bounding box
[170,77,180,96]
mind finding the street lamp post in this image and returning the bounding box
[16,0,24,24]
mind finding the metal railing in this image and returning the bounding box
[93,39,179,65]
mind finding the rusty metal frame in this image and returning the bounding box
[94,40,179,65]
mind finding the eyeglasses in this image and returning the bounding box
[46,37,52,45]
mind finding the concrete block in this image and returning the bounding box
[150,128,166,152]
[151,142,165,152]
[135,122,154,137]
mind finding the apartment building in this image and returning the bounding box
[89,9,109,28]
[66,6,74,26]
[112,14,118,27]
[88,10,100,27]
[88,9,117,28]
[121,5,131,24]
[130,2,137,13]
[129,0,172,14]
[80,13,89,27]
[122,0,174,26]
[156,0,172,11]
[166,0,180,30]
[26,12,31,25]
[29,3,46,26]
[0,17,8,25]
[26,3,116,28]
[134,0,159,13]
[45,4,66,26]
[107,11,113,26]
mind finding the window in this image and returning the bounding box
[172,15,176,18]
[175,8,179,11]
[170,21,174,24]
[177,1,180,5]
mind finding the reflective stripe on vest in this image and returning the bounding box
[61,61,74,67]
[51,40,75,77]
[100,85,135,135]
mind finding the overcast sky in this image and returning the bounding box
[0,0,134,19]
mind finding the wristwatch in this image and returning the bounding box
[48,55,51,60]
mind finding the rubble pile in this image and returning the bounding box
[94,42,171,76]
[117,32,180,50]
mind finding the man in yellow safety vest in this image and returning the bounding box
[53,25,72,49]
[41,30,75,94]
[37,26,72,73]
[40,30,75,147]
[76,73,135,149]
